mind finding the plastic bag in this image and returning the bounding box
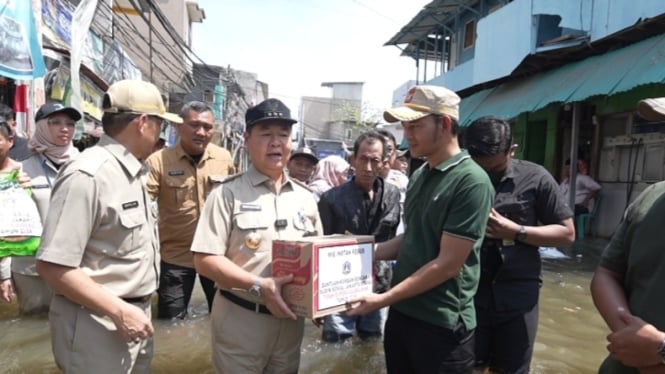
[0,170,42,257]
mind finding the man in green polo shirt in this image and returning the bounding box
[347,85,494,374]
[591,97,665,373]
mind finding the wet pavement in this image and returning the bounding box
[0,238,612,373]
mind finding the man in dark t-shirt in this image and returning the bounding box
[465,116,575,374]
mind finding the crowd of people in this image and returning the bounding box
[0,79,664,374]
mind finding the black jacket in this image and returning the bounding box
[318,177,401,293]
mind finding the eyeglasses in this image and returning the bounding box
[185,121,215,133]
[147,115,167,132]
[47,118,77,128]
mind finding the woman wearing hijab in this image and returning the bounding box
[308,155,350,201]
[11,103,81,314]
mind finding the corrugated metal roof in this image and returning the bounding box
[460,33,665,125]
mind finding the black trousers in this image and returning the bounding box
[157,261,216,319]
[384,308,475,374]
[474,303,539,374]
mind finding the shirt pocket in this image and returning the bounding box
[234,212,271,252]
[118,210,147,256]
[495,200,531,226]
[165,176,195,205]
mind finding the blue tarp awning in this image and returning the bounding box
[460,33,665,125]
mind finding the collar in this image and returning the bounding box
[246,164,293,190]
[350,176,382,194]
[98,135,146,178]
[431,149,472,173]
[173,142,211,163]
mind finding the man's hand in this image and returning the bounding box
[607,309,664,367]
[486,208,520,240]
[345,293,387,316]
[260,274,297,320]
[0,278,15,303]
[110,302,154,343]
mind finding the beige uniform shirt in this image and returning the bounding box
[36,135,159,298]
[11,154,59,276]
[146,143,234,268]
[191,165,322,303]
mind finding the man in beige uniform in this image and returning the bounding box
[192,98,322,373]
[146,101,234,319]
[36,80,181,374]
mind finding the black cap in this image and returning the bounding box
[245,98,297,130]
[35,102,82,123]
[290,147,319,164]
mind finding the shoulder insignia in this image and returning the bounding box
[221,172,244,184]
[290,178,313,192]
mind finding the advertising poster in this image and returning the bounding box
[0,0,46,79]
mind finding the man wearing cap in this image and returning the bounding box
[192,98,322,373]
[146,101,234,319]
[591,97,665,373]
[287,146,318,183]
[36,79,181,373]
[9,102,82,315]
[346,85,494,373]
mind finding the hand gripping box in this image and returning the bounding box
[272,234,374,319]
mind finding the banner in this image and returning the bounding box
[0,0,46,79]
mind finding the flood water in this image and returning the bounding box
[0,241,610,373]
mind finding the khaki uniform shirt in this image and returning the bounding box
[12,154,59,276]
[146,143,234,268]
[36,135,159,298]
[190,165,322,303]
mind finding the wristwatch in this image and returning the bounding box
[658,336,665,363]
[248,277,262,298]
[515,225,527,242]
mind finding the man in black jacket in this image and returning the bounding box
[318,130,401,342]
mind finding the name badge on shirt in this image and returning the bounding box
[240,203,262,212]
[31,184,50,189]
[122,201,139,210]
[168,170,185,176]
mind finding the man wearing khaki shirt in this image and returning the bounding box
[192,98,322,373]
[36,80,181,374]
[146,101,234,319]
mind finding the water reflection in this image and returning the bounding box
[0,244,610,373]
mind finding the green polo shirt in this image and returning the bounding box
[598,181,665,374]
[391,150,494,330]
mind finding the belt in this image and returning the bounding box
[219,289,271,315]
[122,295,152,304]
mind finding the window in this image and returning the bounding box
[203,89,213,103]
[463,20,476,49]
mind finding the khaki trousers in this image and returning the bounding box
[13,272,53,315]
[211,291,304,374]
[49,295,153,374]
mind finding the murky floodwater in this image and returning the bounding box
[0,242,610,373]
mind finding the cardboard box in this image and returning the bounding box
[272,234,375,319]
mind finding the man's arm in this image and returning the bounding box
[486,209,575,247]
[194,253,296,319]
[317,192,336,235]
[347,232,474,315]
[374,234,403,261]
[590,265,630,332]
[36,261,153,342]
[591,265,665,368]
[145,153,161,199]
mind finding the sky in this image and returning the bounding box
[191,0,431,115]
